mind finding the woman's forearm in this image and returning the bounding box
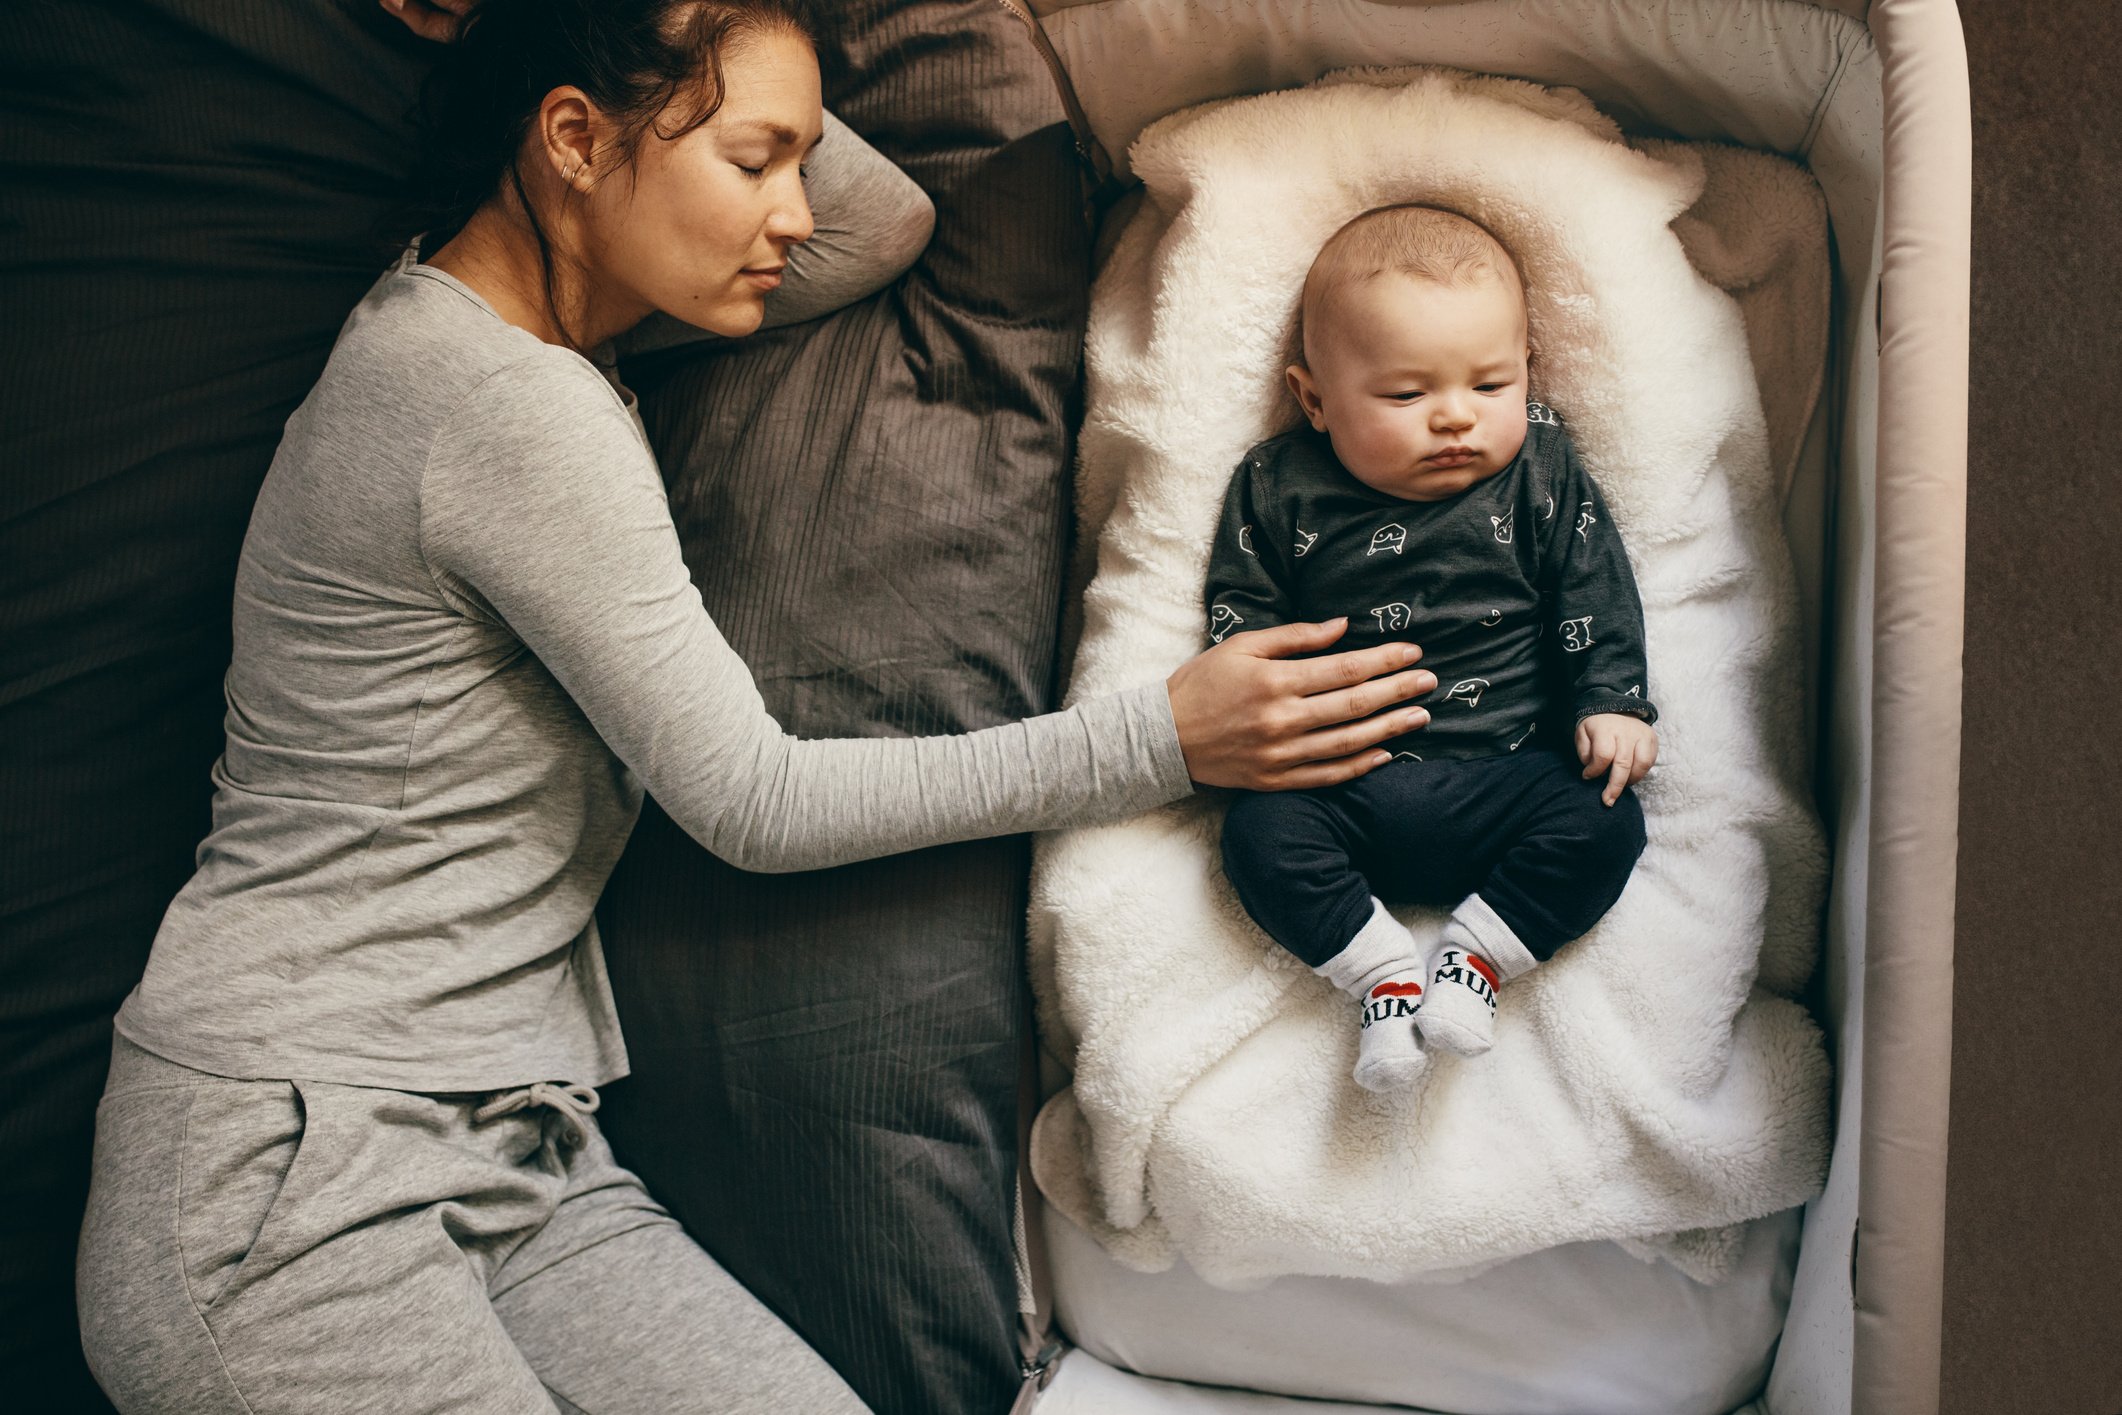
[700,682,1193,874]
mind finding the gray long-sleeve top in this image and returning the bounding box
[116,252,1192,1093]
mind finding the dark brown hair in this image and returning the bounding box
[396,0,816,345]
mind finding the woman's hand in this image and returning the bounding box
[1167,618,1435,791]
[380,0,473,43]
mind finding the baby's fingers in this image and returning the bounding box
[1603,742,1636,806]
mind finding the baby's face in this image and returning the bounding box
[1288,271,1531,503]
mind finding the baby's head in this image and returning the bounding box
[1288,205,1531,502]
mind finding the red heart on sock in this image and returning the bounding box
[1465,954,1501,989]
[1371,981,1423,998]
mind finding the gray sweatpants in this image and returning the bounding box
[77,1034,870,1414]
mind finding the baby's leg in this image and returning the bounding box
[1417,752,1649,1056]
[1220,784,1430,1092]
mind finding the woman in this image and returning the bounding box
[74,2,1436,1410]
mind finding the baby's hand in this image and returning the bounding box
[1575,713,1658,807]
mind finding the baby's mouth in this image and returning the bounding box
[1424,446,1478,467]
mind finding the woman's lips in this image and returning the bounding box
[741,266,784,289]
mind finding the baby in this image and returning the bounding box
[1205,204,1659,1092]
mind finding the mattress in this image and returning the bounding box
[1044,1203,1798,1415]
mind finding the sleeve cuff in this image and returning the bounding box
[1574,695,1659,727]
[1121,679,1198,803]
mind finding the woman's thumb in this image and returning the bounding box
[1247,617,1347,657]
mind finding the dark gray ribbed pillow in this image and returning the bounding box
[596,4,1092,1413]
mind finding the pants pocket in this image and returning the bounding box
[176,1077,319,1316]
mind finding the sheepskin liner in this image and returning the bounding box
[1027,66,1832,1288]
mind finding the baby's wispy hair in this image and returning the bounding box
[1296,204,1524,365]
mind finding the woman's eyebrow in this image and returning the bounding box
[724,118,824,153]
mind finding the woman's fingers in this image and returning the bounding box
[1237,617,1353,660]
[1298,666,1435,729]
[1262,748,1405,791]
[1281,706,1430,766]
[1282,639,1426,697]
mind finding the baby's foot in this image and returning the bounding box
[1415,946,1503,1057]
[1353,967,1429,1092]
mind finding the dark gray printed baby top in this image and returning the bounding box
[1202,406,1658,761]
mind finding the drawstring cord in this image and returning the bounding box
[472,1081,602,1150]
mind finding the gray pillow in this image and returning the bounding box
[594,4,1094,1414]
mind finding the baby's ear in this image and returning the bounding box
[1285,363,1329,431]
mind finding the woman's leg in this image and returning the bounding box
[489,1125,869,1414]
[77,1036,559,1415]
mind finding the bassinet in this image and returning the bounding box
[993,3,1969,1413]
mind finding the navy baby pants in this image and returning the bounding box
[1220,749,1646,969]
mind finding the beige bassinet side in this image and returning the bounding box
[1007,3,1971,1413]
[1849,3,1969,1412]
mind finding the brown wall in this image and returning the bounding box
[1944,3,2122,1412]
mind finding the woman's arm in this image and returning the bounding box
[420,357,1431,873]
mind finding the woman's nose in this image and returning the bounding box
[769,174,815,247]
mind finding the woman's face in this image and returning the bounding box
[575,26,822,339]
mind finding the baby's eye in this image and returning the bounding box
[1389,391,1425,402]
[1477,383,1506,393]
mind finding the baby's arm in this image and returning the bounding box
[1203,453,1299,645]
[1538,425,1659,804]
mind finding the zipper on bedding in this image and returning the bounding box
[990,0,1117,192]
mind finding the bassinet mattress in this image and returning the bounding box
[1042,1203,1797,1415]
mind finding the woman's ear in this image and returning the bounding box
[535,86,599,189]
[1286,363,1329,432]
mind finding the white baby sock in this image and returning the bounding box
[1415,893,1540,1058]
[1315,897,1430,1092]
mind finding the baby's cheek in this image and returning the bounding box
[1492,414,1529,465]
[1346,412,1421,470]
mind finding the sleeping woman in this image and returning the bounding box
[71,1,1439,1410]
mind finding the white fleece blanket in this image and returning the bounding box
[1027,67,1832,1288]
